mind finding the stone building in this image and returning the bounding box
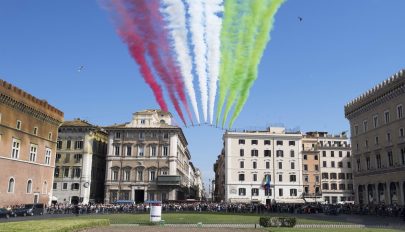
[104,110,198,203]
[222,127,304,204]
[0,79,63,207]
[345,69,405,206]
[213,150,225,202]
[301,133,321,202]
[53,119,108,204]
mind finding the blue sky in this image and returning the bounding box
[1,0,405,185]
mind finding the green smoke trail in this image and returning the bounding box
[215,0,240,126]
[229,0,285,127]
[221,0,268,127]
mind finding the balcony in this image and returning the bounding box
[156,175,181,186]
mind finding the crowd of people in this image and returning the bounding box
[41,201,405,220]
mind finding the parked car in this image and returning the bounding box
[0,208,15,219]
[14,204,45,216]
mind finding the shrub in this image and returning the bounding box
[259,217,296,227]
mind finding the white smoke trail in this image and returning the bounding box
[161,0,200,123]
[186,0,208,123]
[205,0,223,124]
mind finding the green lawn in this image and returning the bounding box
[64,213,352,225]
[0,219,109,232]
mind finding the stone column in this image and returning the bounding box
[373,184,378,204]
[400,182,405,206]
[385,182,391,205]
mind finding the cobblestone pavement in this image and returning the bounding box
[81,225,265,232]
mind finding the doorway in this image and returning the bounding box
[135,190,144,203]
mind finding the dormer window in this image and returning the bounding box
[141,119,146,124]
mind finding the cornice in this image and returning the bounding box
[0,93,63,126]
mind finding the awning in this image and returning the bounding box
[51,196,58,201]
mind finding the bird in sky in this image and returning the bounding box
[298,17,303,22]
[78,65,84,72]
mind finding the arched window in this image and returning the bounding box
[27,180,32,193]
[8,178,15,193]
[43,181,48,194]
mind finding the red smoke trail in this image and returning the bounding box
[111,1,168,112]
[144,0,194,125]
[136,0,188,125]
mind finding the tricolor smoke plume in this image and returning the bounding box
[186,0,208,122]
[109,0,168,112]
[229,0,285,127]
[205,0,223,124]
[161,0,201,123]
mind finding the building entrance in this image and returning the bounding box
[135,190,144,203]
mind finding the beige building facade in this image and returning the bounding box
[53,119,108,204]
[345,69,405,206]
[0,79,64,207]
[104,110,199,203]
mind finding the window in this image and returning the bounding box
[137,170,143,181]
[278,162,282,169]
[54,167,60,177]
[264,150,271,157]
[276,150,283,157]
[238,139,245,144]
[150,146,156,157]
[276,141,283,146]
[387,133,391,142]
[239,174,245,181]
[26,180,32,193]
[322,151,326,157]
[53,183,57,190]
[315,164,319,171]
[48,132,52,140]
[66,140,71,149]
[74,140,83,149]
[331,161,335,168]
[138,146,144,156]
[397,105,403,119]
[315,155,318,160]
[253,173,257,181]
[29,144,38,162]
[252,188,259,196]
[304,164,308,171]
[322,173,329,179]
[112,169,119,181]
[291,162,295,169]
[373,115,379,128]
[289,175,296,182]
[8,178,15,193]
[251,140,258,145]
[347,151,351,157]
[252,161,257,169]
[376,154,382,168]
[354,125,359,136]
[290,150,295,157]
[304,175,309,182]
[74,154,82,163]
[163,146,169,156]
[264,140,271,145]
[140,119,146,124]
[115,132,121,139]
[16,120,22,130]
[375,136,379,145]
[347,162,351,168]
[240,149,244,157]
[385,111,390,124]
[339,151,342,157]
[163,133,169,139]
[400,128,404,137]
[123,169,130,181]
[289,141,295,146]
[126,146,132,156]
[238,188,246,196]
[338,162,343,168]
[331,151,335,157]
[139,132,145,139]
[149,170,157,181]
[57,141,62,149]
[363,120,368,132]
[357,159,361,171]
[315,175,319,182]
[251,149,258,157]
[338,173,346,179]
[278,174,282,182]
[62,183,68,190]
[11,138,21,159]
[331,183,337,190]
[290,189,297,196]
[63,167,69,177]
[71,183,80,190]
[45,148,51,165]
[278,188,283,197]
[322,183,329,190]
[240,161,244,168]
[346,173,352,179]
[303,154,307,160]
[114,145,120,156]
[161,170,168,175]
[73,167,81,178]
[388,151,393,166]
[323,161,327,168]
[401,148,405,165]
[366,157,370,170]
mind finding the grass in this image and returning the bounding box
[62,212,353,225]
[0,219,109,232]
[268,229,401,232]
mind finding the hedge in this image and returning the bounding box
[259,217,296,227]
